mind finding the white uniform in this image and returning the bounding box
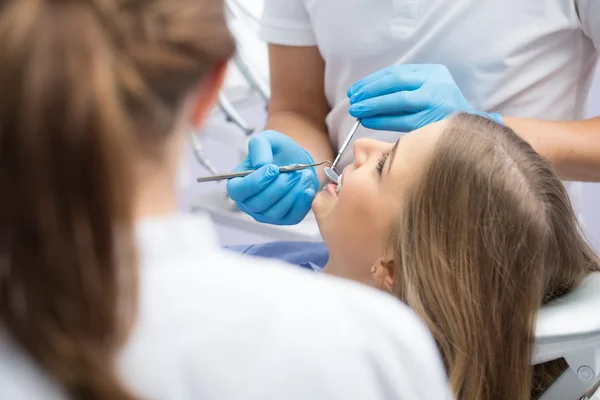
[260,0,600,215]
[0,213,453,400]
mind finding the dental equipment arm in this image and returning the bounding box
[189,132,219,175]
[502,116,600,182]
[218,92,254,135]
[233,51,270,105]
[224,0,270,104]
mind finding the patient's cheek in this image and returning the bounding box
[312,191,335,219]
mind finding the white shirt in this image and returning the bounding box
[259,0,599,214]
[0,213,453,400]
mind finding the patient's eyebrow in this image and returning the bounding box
[387,139,401,173]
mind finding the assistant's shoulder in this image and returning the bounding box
[215,250,454,399]
[130,248,452,399]
[210,249,448,368]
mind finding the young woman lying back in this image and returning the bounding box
[310,112,600,399]
[231,112,599,399]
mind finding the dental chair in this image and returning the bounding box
[535,272,600,399]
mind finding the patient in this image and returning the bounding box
[232,112,600,399]
[311,112,600,399]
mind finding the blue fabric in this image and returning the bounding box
[225,241,329,272]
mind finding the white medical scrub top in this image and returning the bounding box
[0,213,453,400]
[260,0,599,215]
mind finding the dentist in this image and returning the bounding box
[227,0,600,225]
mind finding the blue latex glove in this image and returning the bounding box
[347,64,503,132]
[226,131,320,225]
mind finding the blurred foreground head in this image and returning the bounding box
[0,0,233,398]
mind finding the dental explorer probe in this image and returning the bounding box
[321,118,361,186]
[331,119,361,172]
[196,160,332,183]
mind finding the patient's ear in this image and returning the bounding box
[370,257,395,292]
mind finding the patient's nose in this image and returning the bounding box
[353,139,389,167]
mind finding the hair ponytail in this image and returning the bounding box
[0,1,137,399]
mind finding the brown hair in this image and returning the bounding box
[0,0,234,399]
[388,113,600,400]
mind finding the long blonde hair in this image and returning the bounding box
[388,113,600,399]
[0,0,234,399]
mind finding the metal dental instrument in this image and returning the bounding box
[324,167,340,185]
[196,160,332,183]
[331,119,361,172]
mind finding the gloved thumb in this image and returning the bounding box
[247,134,275,168]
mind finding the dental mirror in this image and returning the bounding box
[324,167,340,185]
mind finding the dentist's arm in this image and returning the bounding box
[502,117,600,182]
[266,44,334,182]
[225,45,332,225]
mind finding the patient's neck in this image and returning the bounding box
[322,259,379,288]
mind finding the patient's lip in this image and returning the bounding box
[341,167,350,185]
[326,182,338,197]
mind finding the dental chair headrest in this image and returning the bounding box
[535,272,600,365]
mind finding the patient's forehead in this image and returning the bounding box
[391,120,447,175]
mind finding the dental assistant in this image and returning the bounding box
[227,0,600,225]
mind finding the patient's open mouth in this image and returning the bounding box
[326,182,339,197]
[335,175,342,194]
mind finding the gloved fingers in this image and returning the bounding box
[359,111,429,132]
[247,134,275,168]
[278,188,316,225]
[348,70,426,104]
[347,64,421,98]
[349,89,430,119]
[226,164,279,202]
[259,130,299,153]
[348,66,397,98]
[259,170,315,225]
[248,130,314,167]
[238,171,303,214]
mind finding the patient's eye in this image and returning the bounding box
[376,150,391,174]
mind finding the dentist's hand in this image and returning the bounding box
[347,64,503,132]
[226,131,320,225]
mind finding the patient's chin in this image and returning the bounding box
[312,189,337,220]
